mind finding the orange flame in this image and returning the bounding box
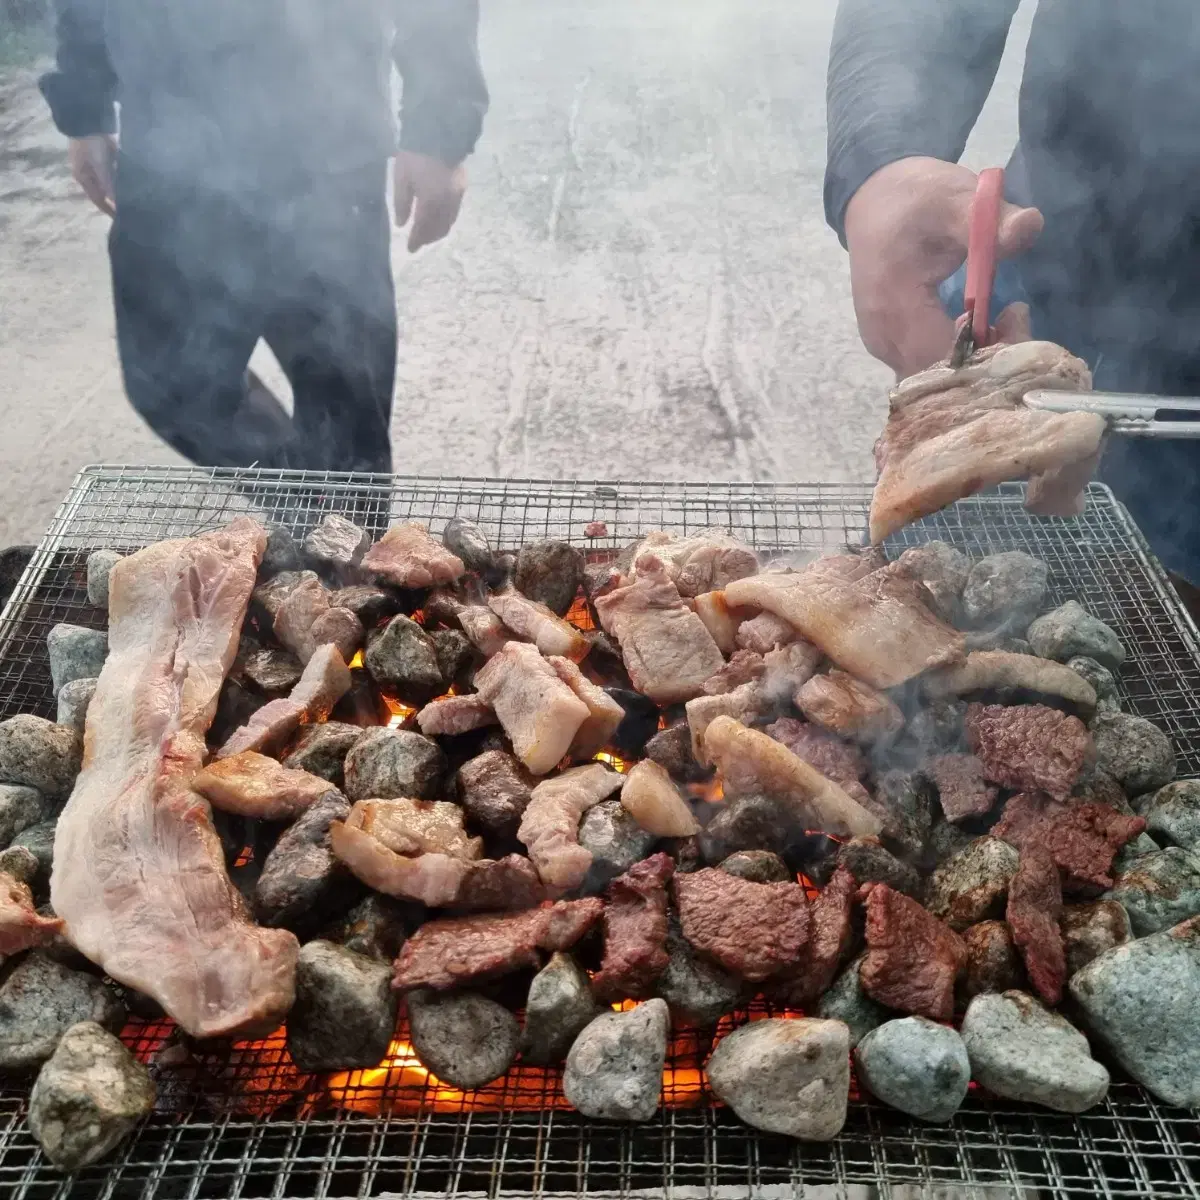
[593,749,633,773]
[349,648,365,669]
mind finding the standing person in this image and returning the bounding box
[824,0,1200,591]
[40,0,488,477]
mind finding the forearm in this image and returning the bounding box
[38,0,117,138]
[394,0,489,166]
[824,0,1019,242]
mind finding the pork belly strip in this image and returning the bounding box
[869,341,1101,543]
[725,561,963,690]
[50,518,299,1039]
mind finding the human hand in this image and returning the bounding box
[843,156,1043,379]
[393,150,467,252]
[68,135,117,217]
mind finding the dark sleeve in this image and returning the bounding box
[38,0,117,138]
[824,0,1019,244]
[393,0,489,166]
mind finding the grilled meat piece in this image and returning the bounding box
[592,853,674,1001]
[392,899,603,991]
[693,590,745,655]
[620,760,700,837]
[858,882,967,1021]
[1007,843,1066,1005]
[966,703,1092,799]
[362,523,466,589]
[736,610,797,654]
[473,642,590,775]
[51,518,299,1039]
[518,763,624,892]
[548,657,625,759]
[673,868,809,981]
[796,669,905,744]
[194,751,332,821]
[0,869,63,955]
[702,717,882,839]
[594,557,725,704]
[763,718,870,801]
[703,649,766,696]
[769,864,857,1006]
[923,651,1097,716]
[725,559,963,690]
[925,753,999,824]
[415,694,497,737]
[869,340,1101,543]
[488,592,590,662]
[630,530,759,597]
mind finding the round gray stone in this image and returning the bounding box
[1062,901,1132,976]
[1106,847,1200,936]
[85,550,123,610]
[0,844,39,885]
[578,800,658,893]
[46,624,107,695]
[1070,914,1200,1107]
[817,954,889,1049]
[12,819,56,886]
[28,1021,155,1171]
[718,850,791,883]
[854,1017,970,1123]
[1027,601,1126,670]
[365,615,445,703]
[520,953,601,1065]
[303,514,372,577]
[443,517,495,577]
[0,784,46,850]
[706,1017,850,1140]
[514,541,585,617]
[282,721,364,787]
[455,750,534,839]
[563,999,668,1122]
[961,552,1049,630]
[343,728,446,802]
[1112,831,1161,877]
[261,524,303,576]
[0,954,127,1073]
[0,716,81,801]
[1138,780,1200,854]
[286,941,397,1072]
[408,990,520,1089]
[655,914,743,1027]
[1066,656,1120,713]
[926,837,1019,931]
[961,990,1109,1113]
[1092,712,1175,796]
[55,677,97,736]
[835,837,922,900]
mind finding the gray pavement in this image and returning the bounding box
[0,0,1033,548]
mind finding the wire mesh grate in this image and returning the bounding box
[0,465,1198,1199]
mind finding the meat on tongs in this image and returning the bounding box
[869,340,1104,543]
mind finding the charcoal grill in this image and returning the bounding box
[1,465,1198,1200]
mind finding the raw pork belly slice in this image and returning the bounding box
[51,518,299,1039]
[726,559,963,690]
[870,340,1102,543]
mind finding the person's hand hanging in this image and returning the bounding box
[393,150,467,252]
[68,135,118,217]
[843,156,1043,380]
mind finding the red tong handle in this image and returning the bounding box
[963,167,1005,348]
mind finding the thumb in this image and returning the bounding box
[997,202,1044,260]
[993,301,1033,345]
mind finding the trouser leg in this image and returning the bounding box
[109,161,295,468]
[262,161,397,478]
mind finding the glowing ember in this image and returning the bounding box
[593,750,632,773]
[383,695,418,727]
[688,778,724,804]
[349,648,365,669]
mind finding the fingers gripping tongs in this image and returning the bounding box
[951,169,1200,437]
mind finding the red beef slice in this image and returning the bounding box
[994,797,1145,894]
[965,703,1091,799]
[925,753,998,823]
[392,899,603,990]
[769,864,857,1005]
[1006,844,1066,1005]
[672,868,809,981]
[592,853,674,1001]
[859,883,967,1020]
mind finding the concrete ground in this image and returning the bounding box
[0,0,1032,549]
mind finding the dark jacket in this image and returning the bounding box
[824,0,1200,386]
[40,0,488,189]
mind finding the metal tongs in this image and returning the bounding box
[951,167,1200,438]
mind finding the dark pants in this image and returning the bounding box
[109,158,396,474]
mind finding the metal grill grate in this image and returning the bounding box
[1,465,1198,1200]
